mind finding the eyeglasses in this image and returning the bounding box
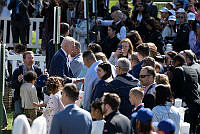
[139,74,151,78]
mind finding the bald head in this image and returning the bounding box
[61,36,75,54]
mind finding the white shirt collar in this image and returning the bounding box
[115,21,121,25]
[61,48,68,57]
[147,1,153,6]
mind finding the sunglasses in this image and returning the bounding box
[139,75,151,78]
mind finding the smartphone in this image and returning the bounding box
[117,44,122,49]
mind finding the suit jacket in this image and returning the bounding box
[145,2,158,19]
[49,49,73,78]
[50,104,92,134]
[11,65,43,101]
[70,53,84,78]
[8,0,30,26]
[103,111,132,134]
[46,36,64,71]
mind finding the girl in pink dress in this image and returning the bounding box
[42,77,64,134]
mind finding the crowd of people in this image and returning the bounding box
[1,0,200,134]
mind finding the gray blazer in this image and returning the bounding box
[50,104,92,134]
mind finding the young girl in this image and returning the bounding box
[43,76,64,134]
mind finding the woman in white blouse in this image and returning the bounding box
[152,84,181,134]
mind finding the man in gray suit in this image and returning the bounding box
[70,41,84,78]
[50,83,92,134]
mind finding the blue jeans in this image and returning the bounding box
[13,99,23,120]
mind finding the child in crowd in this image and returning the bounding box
[91,100,105,134]
[157,119,176,134]
[20,71,38,121]
[91,100,103,121]
[129,87,144,133]
[43,76,64,134]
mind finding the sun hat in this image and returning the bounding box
[160,7,169,13]
[187,12,196,21]
[168,15,176,21]
[176,8,185,13]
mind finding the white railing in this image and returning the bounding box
[0,17,44,48]
[7,54,46,73]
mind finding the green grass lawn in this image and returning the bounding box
[32,31,42,45]
[7,111,13,130]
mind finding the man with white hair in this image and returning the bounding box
[49,36,75,78]
[107,58,139,118]
[96,10,127,40]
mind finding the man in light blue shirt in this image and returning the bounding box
[82,51,102,111]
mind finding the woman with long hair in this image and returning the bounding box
[152,84,180,134]
[127,30,143,50]
[109,38,134,65]
[131,2,149,27]
[91,62,113,102]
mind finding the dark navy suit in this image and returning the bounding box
[49,49,73,78]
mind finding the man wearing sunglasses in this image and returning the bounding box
[139,66,156,109]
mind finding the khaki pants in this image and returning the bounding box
[24,109,37,121]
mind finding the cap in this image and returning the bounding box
[158,119,176,134]
[170,3,176,9]
[187,12,196,21]
[160,7,169,13]
[111,6,120,13]
[176,8,185,13]
[168,9,176,16]
[35,74,48,88]
[136,108,153,123]
[168,15,176,21]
